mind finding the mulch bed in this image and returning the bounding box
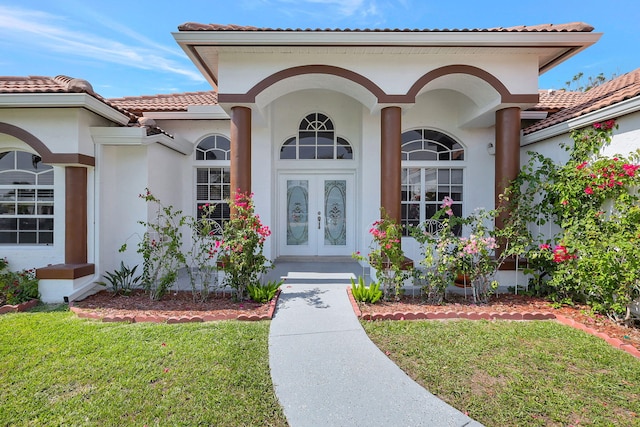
[70,290,276,323]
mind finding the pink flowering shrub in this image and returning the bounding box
[353,210,409,301]
[219,191,272,301]
[0,258,39,305]
[507,120,640,323]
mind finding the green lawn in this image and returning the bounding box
[363,319,640,427]
[0,309,287,426]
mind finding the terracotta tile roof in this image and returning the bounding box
[524,68,640,134]
[0,75,137,122]
[109,91,218,115]
[530,90,587,111]
[178,22,594,33]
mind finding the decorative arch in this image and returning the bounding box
[0,122,94,166]
[217,64,538,105]
[406,64,536,104]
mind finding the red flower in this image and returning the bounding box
[584,187,594,195]
[576,161,588,170]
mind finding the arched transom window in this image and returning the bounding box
[280,113,353,160]
[0,150,54,244]
[401,129,464,235]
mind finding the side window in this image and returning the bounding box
[194,135,230,232]
[0,151,54,244]
[400,129,464,235]
[280,113,353,160]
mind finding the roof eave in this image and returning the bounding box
[0,93,131,125]
[522,95,640,146]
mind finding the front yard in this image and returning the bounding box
[364,319,640,427]
[0,308,286,426]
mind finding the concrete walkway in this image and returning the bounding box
[268,260,483,427]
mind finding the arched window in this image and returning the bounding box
[401,129,464,235]
[194,135,231,231]
[280,113,353,160]
[0,150,54,244]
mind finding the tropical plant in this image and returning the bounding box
[350,276,382,304]
[219,191,272,301]
[247,280,282,303]
[97,261,141,296]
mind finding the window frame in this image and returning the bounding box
[0,150,55,245]
[400,129,465,236]
[193,135,231,232]
[279,112,354,160]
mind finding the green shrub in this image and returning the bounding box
[0,258,39,305]
[350,276,382,304]
[247,280,282,303]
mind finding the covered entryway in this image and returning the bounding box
[278,173,355,256]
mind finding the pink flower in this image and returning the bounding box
[539,243,551,250]
[576,161,588,170]
[441,196,453,208]
[585,186,594,195]
[561,200,568,206]
[445,209,453,216]
[593,122,602,129]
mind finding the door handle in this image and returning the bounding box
[317,211,321,229]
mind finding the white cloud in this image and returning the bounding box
[274,0,383,21]
[0,5,205,82]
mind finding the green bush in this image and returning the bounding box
[350,276,382,304]
[0,258,39,305]
[247,280,282,303]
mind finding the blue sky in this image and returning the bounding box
[1,0,638,99]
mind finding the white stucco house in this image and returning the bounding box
[2,21,638,303]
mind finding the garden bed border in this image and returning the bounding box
[0,299,39,315]
[68,289,281,323]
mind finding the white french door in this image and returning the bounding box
[278,173,355,256]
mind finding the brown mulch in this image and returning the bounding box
[358,293,640,349]
[70,289,640,350]
[72,290,271,319]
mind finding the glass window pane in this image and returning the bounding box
[205,150,220,160]
[280,146,296,159]
[316,147,333,160]
[317,132,333,145]
[0,232,17,244]
[20,218,37,230]
[451,169,463,184]
[37,170,54,185]
[299,133,315,145]
[299,146,315,159]
[20,232,37,244]
[437,169,450,184]
[17,204,34,215]
[0,218,17,231]
[0,189,15,201]
[216,137,230,152]
[0,171,34,185]
[336,146,352,159]
[197,137,215,151]
[18,189,35,201]
[401,130,422,145]
[37,204,53,215]
[196,169,208,184]
[38,218,54,231]
[0,151,15,169]
[40,232,53,244]
[197,185,208,200]
[0,204,15,214]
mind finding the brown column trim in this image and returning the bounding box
[230,106,252,200]
[380,106,402,224]
[36,263,95,280]
[65,167,88,264]
[495,107,521,237]
[0,122,95,166]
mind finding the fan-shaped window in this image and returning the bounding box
[194,135,231,232]
[196,135,231,161]
[401,129,464,161]
[0,151,54,244]
[280,113,353,160]
[401,129,464,235]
